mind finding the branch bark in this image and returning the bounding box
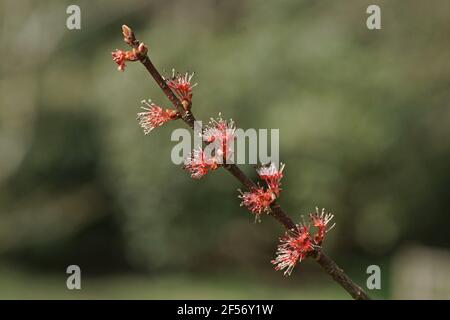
[123,26,371,300]
[315,251,371,300]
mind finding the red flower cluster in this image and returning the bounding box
[239,162,284,220]
[310,207,335,245]
[271,224,313,276]
[166,70,197,104]
[271,207,334,275]
[183,147,219,179]
[111,43,147,72]
[182,115,235,179]
[111,49,137,71]
[203,116,236,163]
[239,187,275,222]
[257,162,285,197]
[137,100,179,134]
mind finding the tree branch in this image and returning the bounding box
[121,25,371,300]
[315,251,371,300]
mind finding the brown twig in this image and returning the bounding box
[120,25,371,300]
[315,251,371,300]
[140,56,196,127]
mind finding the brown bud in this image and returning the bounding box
[122,25,133,39]
[122,24,136,46]
[138,42,148,55]
[181,99,191,111]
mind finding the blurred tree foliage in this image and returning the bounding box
[0,0,449,274]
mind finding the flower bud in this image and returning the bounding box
[138,42,148,55]
[122,25,133,38]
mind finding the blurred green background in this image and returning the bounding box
[1,0,449,299]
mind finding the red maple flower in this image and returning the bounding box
[257,162,285,196]
[271,224,314,276]
[239,187,275,221]
[183,147,219,179]
[203,115,236,164]
[111,49,139,71]
[137,100,179,134]
[166,70,197,104]
[310,207,335,245]
[272,208,335,275]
